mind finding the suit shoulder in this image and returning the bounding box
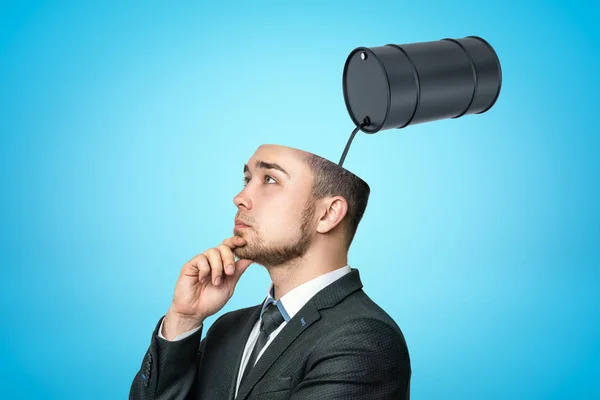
[312,309,411,368]
[341,290,406,334]
[316,290,410,352]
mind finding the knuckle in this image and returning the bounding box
[193,254,206,265]
[199,263,210,273]
[204,248,218,258]
[217,244,232,255]
[196,255,209,268]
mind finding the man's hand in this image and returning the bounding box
[162,236,253,340]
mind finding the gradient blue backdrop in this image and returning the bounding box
[1,0,598,398]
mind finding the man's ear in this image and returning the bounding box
[316,196,348,234]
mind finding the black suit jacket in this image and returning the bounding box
[130,268,411,399]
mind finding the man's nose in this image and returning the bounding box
[233,189,252,210]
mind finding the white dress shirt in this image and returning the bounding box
[158,264,351,398]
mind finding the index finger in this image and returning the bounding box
[222,235,247,249]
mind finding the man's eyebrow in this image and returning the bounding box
[243,160,290,178]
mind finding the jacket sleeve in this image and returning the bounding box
[289,318,411,400]
[129,315,206,400]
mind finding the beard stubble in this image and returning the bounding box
[233,197,316,268]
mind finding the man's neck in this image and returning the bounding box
[266,246,348,300]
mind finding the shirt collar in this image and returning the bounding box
[260,264,351,323]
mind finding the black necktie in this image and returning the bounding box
[240,302,285,386]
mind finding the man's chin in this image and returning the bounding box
[233,247,255,260]
[233,226,254,236]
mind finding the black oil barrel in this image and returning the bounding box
[342,36,502,133]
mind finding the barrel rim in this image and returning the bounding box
[342,46,390,134]
[466,35,503,114]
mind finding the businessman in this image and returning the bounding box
[130,144,411,399]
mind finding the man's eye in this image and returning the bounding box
[242,175,277,186]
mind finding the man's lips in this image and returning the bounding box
[234,219,251,228]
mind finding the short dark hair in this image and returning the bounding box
[302,153,370,249]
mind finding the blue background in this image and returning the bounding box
[1,0,598,398]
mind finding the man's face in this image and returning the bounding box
[232,144,316,267]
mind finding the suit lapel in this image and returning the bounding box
[235,301,321,400]
[235,268,364,400]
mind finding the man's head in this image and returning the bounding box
[232,144,370,268]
